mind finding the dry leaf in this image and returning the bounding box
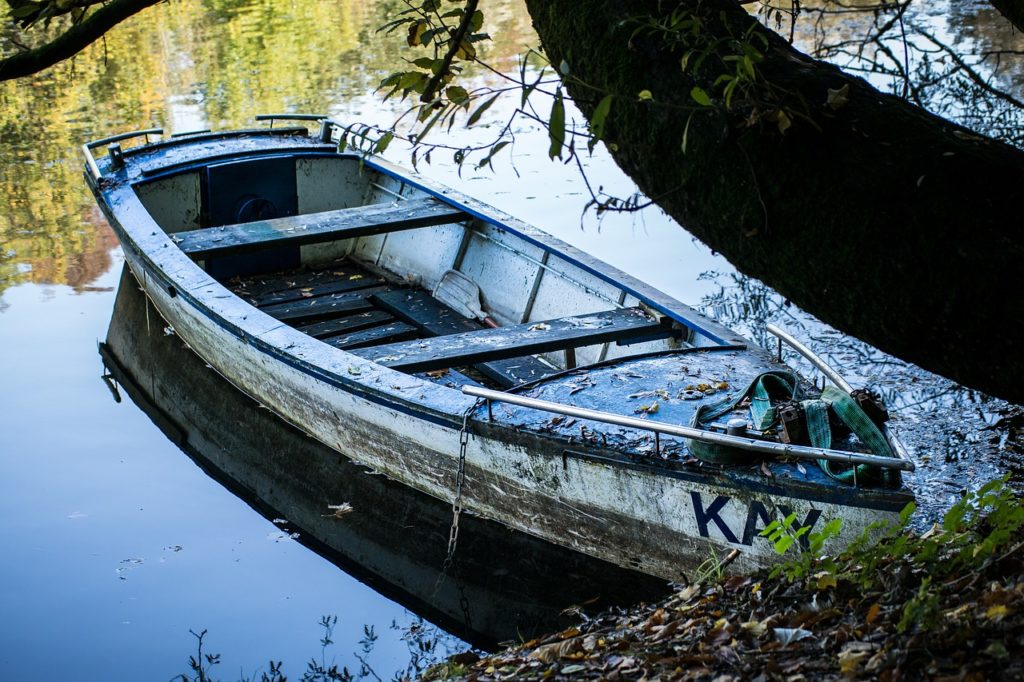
[324,502,354,518]
[839,648,868,674]
[634,402,660,415]
[529,637,581,663]
[774,627,813,645]
[827,83,850,110]
[986,604,1011,621]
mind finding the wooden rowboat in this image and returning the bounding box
[85,116,915,580]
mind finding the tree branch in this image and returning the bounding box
[0,0,162,81]
[419,0,478,102]
[989,0,1024,33]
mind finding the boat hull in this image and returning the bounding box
[89,130,912,581]
[115,246,903,580]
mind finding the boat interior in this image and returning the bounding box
[137,151,701,392]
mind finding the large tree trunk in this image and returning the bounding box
[524,0,1024,404]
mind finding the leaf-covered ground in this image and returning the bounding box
[425,434,1024,682]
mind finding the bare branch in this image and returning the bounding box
[0,0,162,81]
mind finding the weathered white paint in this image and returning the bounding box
[135,172,201,233]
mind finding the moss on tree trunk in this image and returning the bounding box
[525,0,1024,404]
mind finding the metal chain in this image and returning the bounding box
[443,405,474,571]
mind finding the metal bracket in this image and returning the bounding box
[82,127,163,180]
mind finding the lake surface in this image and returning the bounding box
[0,1,1019,679]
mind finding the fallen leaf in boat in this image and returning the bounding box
[635,402,660,415]
[629,390,656,399]
[528,323,551,331]
[349,274,364,280]
[425,369,449,378]
[324,502,354,518]
[655,388,670,399]
[347,365,362,375]
[717,381,730,390]
[761,461,774,479]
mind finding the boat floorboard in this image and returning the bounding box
[246,274,386,307]
[223,258,629,389]
[323,321,420,350]
[229,262,370,299]
[295,310,396,339]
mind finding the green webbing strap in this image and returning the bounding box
[750,373,797,430]
[686,370,895,482]
[687,370,798,464]
[815,385,894,483]
[802,399,831,449]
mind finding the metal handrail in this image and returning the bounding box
[765,324,913,465]
[82,127,163,180]
[767,324,852,392]
[256,113,328,129]
[461,385,915,471]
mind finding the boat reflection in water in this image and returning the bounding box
[99,267,669,649]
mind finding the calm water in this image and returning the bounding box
[0,1,1020,679]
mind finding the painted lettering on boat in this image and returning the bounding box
[690,492,822,548]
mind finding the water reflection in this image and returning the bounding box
[0,0,532,297]
[101,266,669,650]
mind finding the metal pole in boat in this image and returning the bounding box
[461,386,915,472]
[766,324,853,392]
[765,324,914,466]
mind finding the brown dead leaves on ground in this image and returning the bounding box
[425,537,1024,681]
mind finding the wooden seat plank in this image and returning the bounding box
[173,198,469,259]
[351,306,666,374]
[371,289,553,387]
